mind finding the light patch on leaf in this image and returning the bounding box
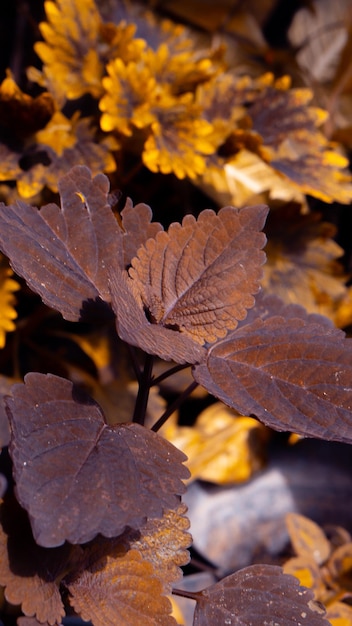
[162,403,266,484]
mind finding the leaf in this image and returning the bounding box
[110,268,207,363]
[162,402,266,484]
[0,165,122,321]
[192,564,330,625]
[66,548,177,626]
[0,259,20,348]
[122,503,192,593]
[0,71,55,139]
[128,204,268,344]
[0,496,76,624]
[193,293,352,444]
[327,542,352,591]
[326,601,352,625]
[286,513,331,565]
[6,372,189,547]
[120,198,163,268]
[283,556,326,599]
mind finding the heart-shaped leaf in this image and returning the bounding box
[193,564,330,625]
[128,205,268,344]
[0,165,123,320]
[6,373,189,547]
[193,294,352,443]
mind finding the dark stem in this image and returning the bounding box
[151,363,191,386]
[172,588,199,601]
[132,353,154,425]
[151,380,199,432]
[126,343,142,383]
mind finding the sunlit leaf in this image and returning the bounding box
[162,402,265,484]
[128,204,268,344]
[193,293,352,444]
[7,373,189,547]
[123,503,192,592]
[32,0,144,104]
[193,564,329,625]
[283,556,326,599]
[0,259,20,348]
[326,601,352,626]
[286,513,331,565]
[66,548,177,626]
[0,166,122,320]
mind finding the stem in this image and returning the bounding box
[151,363,191,387]
[172,588,199,601]
[151,380,199,432]
[132,353,154,425]
[126,343,142,384]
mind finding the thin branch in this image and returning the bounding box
[132,353,154,425]
[172,588,199,601]
[151,362,191,387]
[151,380,199,432]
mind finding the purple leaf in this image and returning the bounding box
[193,564,329,625]
[193,293,352,443]
[6,373,189,547]
[0,166,123,321]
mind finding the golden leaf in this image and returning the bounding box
[285,513,331,565]
[326,601,352,626]
[124,504,191,593]
[32,0,144,103]
[67,548,177,626]
[0,259,20,348]
[283,556,326,599]
[162,402,266,484]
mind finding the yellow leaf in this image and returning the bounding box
[0,260,20,348]
[35,111,78,156]
[327,601,352,626]
[286,513,331,565]
[283,556,326,598]
[162,402,266,484]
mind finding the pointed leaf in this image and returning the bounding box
[0,165,123,321]
[193,295,352,443]
[109,268,207,364]
[66,548,177,626]
[120,198,163,268]
[128,205,268,344]
[6,373,189,547]
[193,564,330,625]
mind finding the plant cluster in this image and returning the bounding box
[0,1,352,624]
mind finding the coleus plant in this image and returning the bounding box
[0,164,349,624]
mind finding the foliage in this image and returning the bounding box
[0,0,352,624]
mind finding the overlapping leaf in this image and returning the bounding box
[6,373,189,547]
[120,198,163,268]
[128,204,268,344]
[0,165,122,320]
[0,497,77,625]
[193,564,329,625]
[122,503,191,593]
[67,548,177,626]
[193,293,352,443]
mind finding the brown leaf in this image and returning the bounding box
[128,205,268,344]
[7,373,189,547]
[286,513,331,565]
[67,548,177,626]
[193,564,330,625]
[193,293,352,444]
[0,165,123,321]
[120,198,163,268]
[123,503,192,593]
[109,268,207,364]
[0,496,76,625]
